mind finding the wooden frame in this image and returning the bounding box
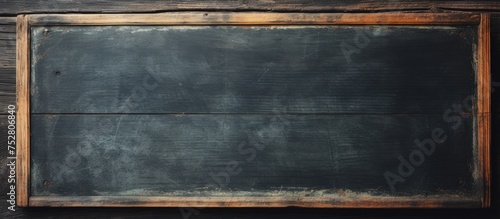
[17,12,490,208]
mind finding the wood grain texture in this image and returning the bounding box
[27,196,481,208]
[26,13,480,25]
[15,14,29,207]
[1,1,500,15]
[0,17,16,114]
[478,13,491,208]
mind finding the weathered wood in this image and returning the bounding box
[1,1,500,15]
[30,114,477,201]
[0,18,16,114]
[15,14,29,207]
[28,195,481,208]
[31,23,477,114]
[26,13,480,25]
[477,14,491,207]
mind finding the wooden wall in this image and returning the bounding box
[0,1,499,218]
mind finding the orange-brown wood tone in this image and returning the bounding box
[477,13,491,208]
[15,14,30,207]
[27,12,480,26]
[17,12,490,208]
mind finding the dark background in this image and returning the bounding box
[1,1,499,218]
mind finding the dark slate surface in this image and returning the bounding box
[27,24,481,201]
[30,25,477,114]
[30,114,475,196]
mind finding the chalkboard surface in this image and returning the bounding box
[18,13,490,208]
[31,26,476,114]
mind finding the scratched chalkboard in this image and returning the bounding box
[23,13,489,208]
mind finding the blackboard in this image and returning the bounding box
[16,12,491,208]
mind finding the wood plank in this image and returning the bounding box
[26,13,480,25]
[27,196,481,208]
[0,19,16,114]
[477,14,491,207]
[1,1,500,15]
[30,24,477,114]
[15,14,29,207]
[30,114,477,200]
[0,17,16,24]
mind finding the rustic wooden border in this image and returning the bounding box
[17,12,490,208]
[16,14,30,208]
[477,13,491,208]
[27,13,480,26]
[28,195,481,208]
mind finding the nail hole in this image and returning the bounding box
[43,180,50,189]
[204,13,208,16]
[54,71,61,76]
